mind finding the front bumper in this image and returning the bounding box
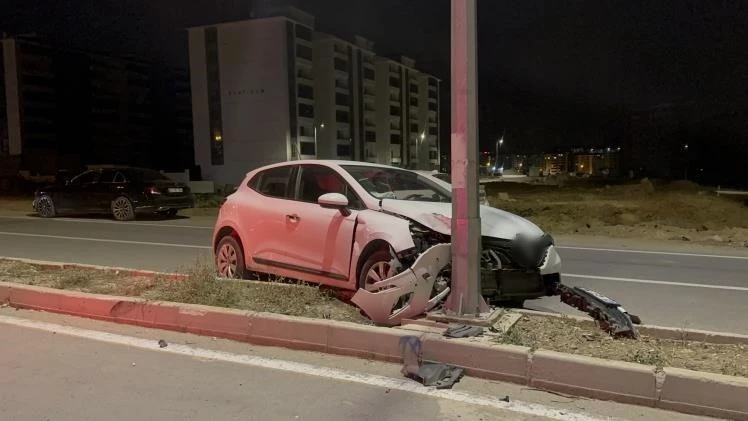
[480,239,562,301]
[134,194,195,213]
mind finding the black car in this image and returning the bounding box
[33,167,195,221]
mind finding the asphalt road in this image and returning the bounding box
[0,307,714,421]
[0,212,747,334]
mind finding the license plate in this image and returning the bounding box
[168,187,183,193]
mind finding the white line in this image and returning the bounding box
[0,215,213,230]
[0,231,211,249]
[0,315,610,421]
[566,273,748,292]
[557,246,748,260]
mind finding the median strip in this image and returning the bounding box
[0,257,746,419]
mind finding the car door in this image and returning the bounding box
[242,164,299,271]
[278,164,362,287]
[58,170,100,212]
[91,169,121,212]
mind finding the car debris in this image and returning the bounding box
[443,324,484,338]
[557,285,641,338]
[399,335,464,389]
[158,339,168,348]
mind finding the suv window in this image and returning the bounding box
[71,170,99,185]
[250,166,295,199]
[297,165,363,209]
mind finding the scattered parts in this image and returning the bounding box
[352,244,452,326]
[443,324,484,338]
[557,285,640,338]
[399,335,465,389]
[158,339,168,348]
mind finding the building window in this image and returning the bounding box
[389,106,400,116]
[428,102,438,111]
[365,131,376,142]
[335,93,349,106]
[334,57,348,72]
[336,110,349,123]
[428,78,437,87]
[295,25,312,41]
[409,97,418,107]
[205,27,224,166]
[429,150,439,160]
[296,45,312,61]
[297,84,313,100]
[410,123,419,133]
[428,90,438,100]
[364,68,375,80]
[299,103,314,118]
[410,84,418,93]
[429,126,438,135]
[389,76,400,87]
[390,134,401,144]
[300,141,315,156]
[337,144,352,157]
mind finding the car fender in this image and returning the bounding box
[348,209,416,283]
[212,200,244,250]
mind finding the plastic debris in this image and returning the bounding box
[158,339,168,348]
[443,324,484,338]
[399,335,465,389]
[557,285,640,338]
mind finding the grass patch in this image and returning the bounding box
[0,259,369,324]
[498,315,747,377]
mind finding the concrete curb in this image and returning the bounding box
[0,281,746,420]
[515,308,748,345]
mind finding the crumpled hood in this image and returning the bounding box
[379,200,545,240]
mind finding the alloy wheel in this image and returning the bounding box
[112,197,134,221]
[37,196,55,218]
[217,243,238,278]
[365,261,391,291]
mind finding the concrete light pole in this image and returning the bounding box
[444,0,488,316]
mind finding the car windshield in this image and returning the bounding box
[341,165,451,202]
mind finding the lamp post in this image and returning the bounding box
[494,136,504,176]
[416,130,426,170]
[312,122,325,159]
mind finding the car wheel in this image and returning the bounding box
[358,249,395,291]
[165,209,178,218]
[216,236,246,279]
[36,195,57,218]
[111,196,135,221]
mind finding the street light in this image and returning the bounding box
[494,135,504,176]
[312,122,325,159]
[415,130,426,169]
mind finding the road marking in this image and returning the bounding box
[0,315,608,421]
[0,215,213,230]
[0,231,211,249]
[557,246,748,260]
[566,273,748,292]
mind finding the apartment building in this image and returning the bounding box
[188,7,442,185]
[1,36,193,177]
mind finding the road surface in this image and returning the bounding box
[0,307,714,421]
[0,212,747,334]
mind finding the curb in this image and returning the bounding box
[1,281,746,420]
[0,257,188,280]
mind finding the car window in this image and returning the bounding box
[251,166,295,199]
[99,169,117,183]
[297,165,364,209]
[120,168,170,182]
[113,172,127,183]
[70,170,99,185]
[341,165,451,202]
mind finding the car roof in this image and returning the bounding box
[246,159,412,177]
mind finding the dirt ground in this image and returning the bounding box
[0,259,369,324]
[485,179,748,247]
[499,314,747,378]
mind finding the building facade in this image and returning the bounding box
[187,7,441,186]
[0,36,193,177]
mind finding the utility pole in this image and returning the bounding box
[444,0,488,315]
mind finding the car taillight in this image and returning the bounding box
[145,186,162,195]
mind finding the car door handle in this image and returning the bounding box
[286,214,300,222]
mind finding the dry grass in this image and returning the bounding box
[0,196,34,212]
[486,180,748,246]
[499,315,747,377]
[0,259,369,324]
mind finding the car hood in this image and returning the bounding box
[379,199,545,240]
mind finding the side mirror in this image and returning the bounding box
[318,192,350,215]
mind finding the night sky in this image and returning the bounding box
[3,0,748,153]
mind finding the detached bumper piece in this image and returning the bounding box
[557,284,641,338]
[399,335,465,390]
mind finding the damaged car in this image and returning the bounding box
[212,160,562,325]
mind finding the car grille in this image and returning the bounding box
[482,234,553,269]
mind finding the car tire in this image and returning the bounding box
[164,209,178,218]
[215,235,246,279]
[358,249,394,291]
[111,196,135,221]
[36,195,57,218]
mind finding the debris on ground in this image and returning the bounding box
[557,285,640,338]
[158,339,168,348]
[443,324,484,338]
[399,335,465,389]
